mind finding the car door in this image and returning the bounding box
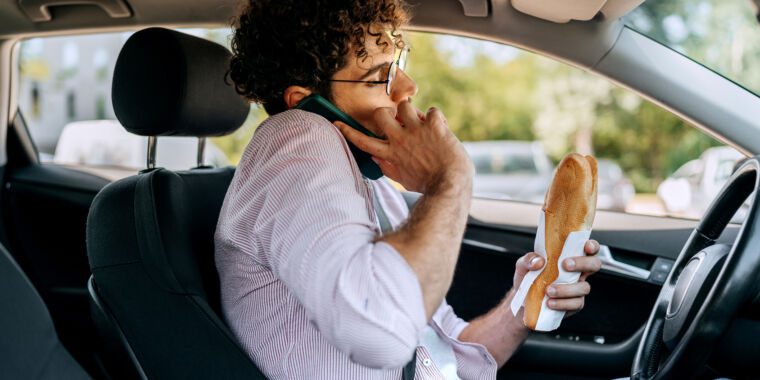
[449,199,740,379]
[400,31,742,379]
[3,109,111,375]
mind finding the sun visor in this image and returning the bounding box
[511,0,645,23]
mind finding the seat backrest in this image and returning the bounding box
[88,168,264,379]
[86,27,265,379]
[0,244,90,379]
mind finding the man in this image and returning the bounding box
[215,1,602,378]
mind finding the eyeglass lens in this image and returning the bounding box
[386,47,409,95]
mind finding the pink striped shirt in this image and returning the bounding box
[215,110,497,379]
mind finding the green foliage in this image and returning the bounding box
[212,105,266,164]
[593,88,721,192]
[405,32,721,193]
[406,33,536,142]
[630,0,760,95]
[214,29,726,194]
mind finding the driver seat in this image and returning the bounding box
[86,28,265,379]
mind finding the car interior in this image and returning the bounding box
[1,0,760,379]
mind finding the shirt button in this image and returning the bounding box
[422,358,432,367]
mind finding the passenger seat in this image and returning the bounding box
[86,28,265,379]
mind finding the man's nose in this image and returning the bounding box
[390,68,418,103]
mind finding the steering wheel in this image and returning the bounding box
[631,157,760,379]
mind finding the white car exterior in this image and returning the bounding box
[657,146,745,219]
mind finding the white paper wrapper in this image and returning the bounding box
[509,210,591,331]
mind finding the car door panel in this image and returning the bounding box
[433,196,742,379]
[3,162,109,376]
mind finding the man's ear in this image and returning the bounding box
[284,86,313,109]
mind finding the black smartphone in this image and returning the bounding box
[295,94,383,179]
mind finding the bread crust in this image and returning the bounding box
[523,153,598,330]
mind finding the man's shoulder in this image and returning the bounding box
[256,109,339,141]
[238,109,351,166]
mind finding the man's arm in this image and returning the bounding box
[381,171,471,320]
[458,241,602,367]
[337,102,474,320]
[457,289,529,367]
[245,113,431,369]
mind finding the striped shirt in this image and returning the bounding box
[215,109,497,379]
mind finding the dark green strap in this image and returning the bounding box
[402,350,417,380]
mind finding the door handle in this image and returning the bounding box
[598,244,650,280]
[461,238,509,253]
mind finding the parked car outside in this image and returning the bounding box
[463,140,554,203]
[52,119,229,180]
[657,146,745,219]
[465,141,634,211]
[596,158,635,212]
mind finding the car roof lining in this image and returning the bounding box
[0,0,622,68]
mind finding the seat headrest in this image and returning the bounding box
[112,28,249,137]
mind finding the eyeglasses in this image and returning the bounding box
[329,45,410,96]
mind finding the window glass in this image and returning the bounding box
[16,29,264,180]
[626,0,760,98]
[16,29,746,220]
[404,32,742,219]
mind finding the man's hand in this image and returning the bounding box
[459,240,601,367]
[335,101,473,193]
[335,101,473,320]
[512,239,601,317]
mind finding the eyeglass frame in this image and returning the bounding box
[328,45,410,96]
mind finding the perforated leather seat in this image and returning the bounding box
[86,28,265,379]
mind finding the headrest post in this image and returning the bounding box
[197,137,206,168]
[147,136,157,169]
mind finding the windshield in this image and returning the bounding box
[627,0,760,97]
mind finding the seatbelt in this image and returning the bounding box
[370,184,393,234]
[402,351,417,380]
[367,180,417,380]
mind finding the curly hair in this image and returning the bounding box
[228,0,410,115]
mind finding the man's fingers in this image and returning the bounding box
[425,106,447,129]
[547,297,584,312]
[335,121,390,159]
[372,157,400,179]
[584,240,600,255]
[546,281,590,298]
[513,252,545,288]
[416,108,426,122]
[396,101,422,129]
[426,106,443,122]
[516,252,545,275]
[372,107,403,139]
[563,255,602,273]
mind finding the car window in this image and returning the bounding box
[404,32,745,219]
[627,0,760,99]
[16,29,745,220]
[15,29,264,180]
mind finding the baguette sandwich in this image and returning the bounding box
[523,153,598,330]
